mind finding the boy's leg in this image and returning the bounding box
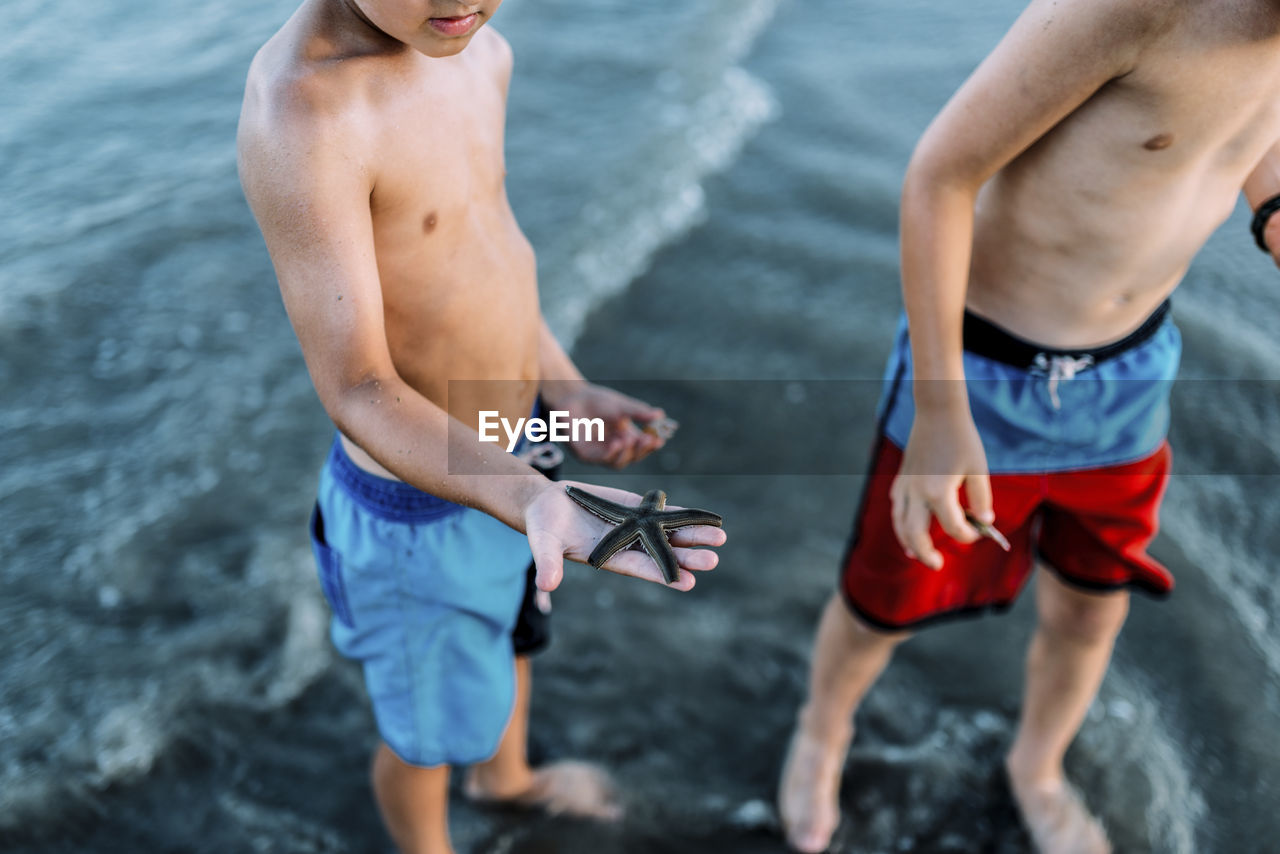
[372,744,454,854]
[1005,567,1127,854]
[779,592,909,853]
[464,656,623,820]
[465,655,536,798]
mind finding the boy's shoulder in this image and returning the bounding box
[995,0,1183,56]
[466,25,515,96]
[1018,0,1254,47]
[243,24,512,138]
[241,36,386,146]
[1036,0,1181,27]
[476,25,513,71]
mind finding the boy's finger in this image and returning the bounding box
[527,531,565,592]
[964,473,995,524]
[610,443,637,469]
[903,496,943,569]
[628,434,663,463]
[666,525,727,547]
[600,438,626,467]
[670,546,718,571]
[934,494,979,544]
[620,399,664,421]
[600,550,697,590]
[660,569,696,591]
[889,484,912,557]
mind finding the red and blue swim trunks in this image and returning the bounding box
[841,302,1180,632]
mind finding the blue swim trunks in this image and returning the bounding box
[878,300,1180,472]
[308,424,559,768]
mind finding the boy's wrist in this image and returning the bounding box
[912,379,970,414]
[512,474,558,529]
[538,379,587,412]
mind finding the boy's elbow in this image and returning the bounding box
[319,369,401,435]
[902,147,984,206]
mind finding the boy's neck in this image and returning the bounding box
[310,0,412,58]
[334,0,391,42]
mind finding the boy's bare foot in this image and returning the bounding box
[464,760,624,822]
[1005,762,1111,854]
[777,723,851,853]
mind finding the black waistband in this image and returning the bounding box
[962,300,1171,368]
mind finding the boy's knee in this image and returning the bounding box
[372,742,397,794]
[371,742,422,796]
[852,613,913,646]
[833,595,913,647]
[1036,578,1129,645]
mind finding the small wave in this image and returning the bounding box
[1162,482,1280,681]
[0,538,331,831]
[848,663,1204,851]
[542,0,783,347]
[1158,278,1280,682]
[1084,667,1206,854]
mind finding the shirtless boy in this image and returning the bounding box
[780,1,1280,851]
[237,2,725,852]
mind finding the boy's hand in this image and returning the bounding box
[549,383,672,469]
[890,409,995,570]
[522,480,724,592]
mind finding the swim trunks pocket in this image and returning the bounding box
[309,503,355,628]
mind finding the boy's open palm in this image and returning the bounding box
[890,411,994,570]
[523,481,725,592]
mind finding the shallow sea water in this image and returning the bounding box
[1,0,1277,851]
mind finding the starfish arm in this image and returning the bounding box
[638,522,682,584]
[640,489,667,512]
[587,523,642,568]
[655,508,724,529]
[564,485,630,524]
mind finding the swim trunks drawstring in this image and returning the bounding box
[1033,353,1094,410]
[516,442,565,471]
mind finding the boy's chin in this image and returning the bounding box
[416,33,479,58]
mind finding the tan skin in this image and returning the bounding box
[782,1,1280,852]
[238,2,725,851]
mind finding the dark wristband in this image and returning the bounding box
[1250,193,1280,253]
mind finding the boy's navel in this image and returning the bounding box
[1143,133,1174,151]
[422,211,438,233]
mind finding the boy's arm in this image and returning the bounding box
[238,107,543,527]
[893,0,1161,568]
[1244,139,1280,266]
[237,102,720,590]
[536,321,668,468]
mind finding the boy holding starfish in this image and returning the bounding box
[237,2,726,852]
[781,1,1280,851]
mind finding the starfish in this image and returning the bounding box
[564,485,723,584]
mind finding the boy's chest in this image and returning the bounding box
[367,76,510,231]
[1102,29,1280,172]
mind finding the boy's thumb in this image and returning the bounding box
[528,531,565,592]
[627,403,664,424]
[965,473,995,524]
